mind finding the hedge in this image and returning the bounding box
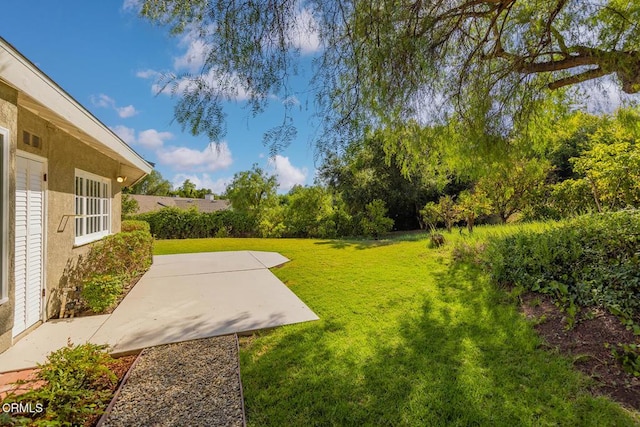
[133,207,256,239]
[484,209,640,325]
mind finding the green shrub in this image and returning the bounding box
[121,219,150,233]
[134,207,256,239]
[86,229,153,279]
[2,343,117,426]
[484,209,640,323]
[68,227,153,315]
[81,274,125,313]
[360,199,394,239]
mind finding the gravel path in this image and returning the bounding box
[102,335,245,427]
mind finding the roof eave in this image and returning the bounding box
[0,37,152,177]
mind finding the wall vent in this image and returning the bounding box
[23,130,41,149]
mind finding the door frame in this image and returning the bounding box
[14,150,48,334]
[0,127,8,306]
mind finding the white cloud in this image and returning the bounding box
[110,125,136,145]
[157,142,233,172]
[268,155,307,190]
[136,69,161,79]
[117,105,138,118]
[174,31,211,73]
[288,9,321,54]
[91,93,138,119]
[122,0,141,12]
[109,126,174,149]
[171,173,231,194]
[91,94,115,109]
[138,129,173,149]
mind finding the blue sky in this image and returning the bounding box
[1,1,320,194]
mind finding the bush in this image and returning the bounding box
[121,219,150,233]
[86,229,153,279]
[81,274,125,313]
[134,208,256,239]
[360,199,394,239]
[2,343,117,426]
[484,209,640,324]
[72,227,153,315]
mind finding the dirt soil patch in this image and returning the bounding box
[521,293,640,410]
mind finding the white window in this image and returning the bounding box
[0,128,8,304]
[75,169,111,245]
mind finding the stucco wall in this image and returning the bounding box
[0,82,18,353]
[17,108,123,320]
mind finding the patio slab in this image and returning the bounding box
[0,315,110,372]
[0,251,318,372]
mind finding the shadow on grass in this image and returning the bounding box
[240,262,636,426]
[313,239,396,250]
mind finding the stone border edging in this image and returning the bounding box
[234,333,247,427]
[96,350,143,427]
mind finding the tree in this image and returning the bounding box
[127,169,173,196]
[569,115,640,211]
[140,0,639,152]
[360,199,394,239]
[284,185,336,238]
[456,191,489,234]
[318,127,445,230]
[174,179,197,198]
[121,194,139,218]
[225,164,278,220]
[421,195,458,233]
[475,158,550,223]
[257,196,287,238]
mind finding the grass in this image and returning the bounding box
[154,224,639,426]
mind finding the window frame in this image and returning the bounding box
[0,127,8,304]
[74,169,112,246]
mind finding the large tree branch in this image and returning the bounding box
[548,67,608,90]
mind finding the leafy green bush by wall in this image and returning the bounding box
[67,227,153,316]
[121,219,150,233]
[2,343,117,426]
[85,230,153,279]
[484,209,640,325]
[81,274,125,313]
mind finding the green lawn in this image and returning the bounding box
[154,226,639,426]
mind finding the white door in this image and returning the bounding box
[13,155,45,337]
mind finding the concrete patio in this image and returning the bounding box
[0,251,319,372]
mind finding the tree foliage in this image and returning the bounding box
[140,0,640,152]
[284,185,337,237]
[127,169,173,196]
[545,109,640,213]
[121,193,140,218]
[475,158,550,223]
[225,164,278,219]
[360,199,394,238]
[318,127,444,229]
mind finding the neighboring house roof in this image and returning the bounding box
[130,194,231,214]
[0,37,152,182]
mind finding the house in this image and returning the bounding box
[0,38,152,354]
[130,194,230,214]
